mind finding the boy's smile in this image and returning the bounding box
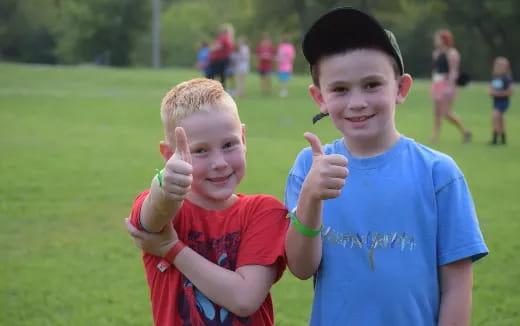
[177,108,246,210]
[310,49,411,157]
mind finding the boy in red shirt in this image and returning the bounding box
[126,78,288,325]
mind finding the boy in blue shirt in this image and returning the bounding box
[284,7,488,325]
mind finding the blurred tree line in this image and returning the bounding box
[1,0,518,79]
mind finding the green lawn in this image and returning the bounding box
[1,62,519,325]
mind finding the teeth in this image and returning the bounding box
[350,116,368,122]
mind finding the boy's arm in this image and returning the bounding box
[125,205,286,318]
[285,133,348,280]
[437,258,473,326]
[174,248,277,317]
[140,127,193,232]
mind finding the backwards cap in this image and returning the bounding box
[302,7,404,75]
[303,7,404,123]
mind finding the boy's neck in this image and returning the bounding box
[343,131,401,158]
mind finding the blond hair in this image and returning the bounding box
[160,78,238,145]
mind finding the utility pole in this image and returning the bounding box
[152,0,161,68]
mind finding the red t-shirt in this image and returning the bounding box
[130,191,289,326]
[255,43,276,71]
[209,33,233,61]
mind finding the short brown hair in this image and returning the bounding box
[310,47,401,87]
[160,78,238,146]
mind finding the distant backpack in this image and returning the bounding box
[457,71,470,87]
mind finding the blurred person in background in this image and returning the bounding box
[488,56,514,145]
[234,36,251,97]
[429,30,471,144]
[195,41,210,75]
[206,23,235,88]
[276,34,296,98]
[255,32,276,95]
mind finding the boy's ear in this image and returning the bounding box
[308,84,328,113]
[396,74,413,104]
[241,123,247,150]
[159,141,173,160]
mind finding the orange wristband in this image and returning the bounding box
[164,240,187,264]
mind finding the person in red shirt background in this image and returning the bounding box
[206,23,235,89]
[255,32,276,94]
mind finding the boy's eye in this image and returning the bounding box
[332,86,348,93]
[223,141,236,149]
[192,148,206,154]
[365,81,381,89]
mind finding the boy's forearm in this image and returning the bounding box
[285,189,323,280]
[437,259,473,326]
[173,247,275,318]
[140,177,183,232]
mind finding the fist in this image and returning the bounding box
[303,132,348,200]
[161,127,193,201]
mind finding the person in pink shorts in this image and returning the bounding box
[430,29,471,143]
[276,34,296,97]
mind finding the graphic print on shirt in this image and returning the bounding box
[177,230,251,326]
[322,227,416,270]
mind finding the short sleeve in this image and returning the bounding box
[435,159,488,265]
[129,190,150,230]
[284,148,312,212]
[236,196,289,282]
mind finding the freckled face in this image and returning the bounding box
[178,108,246,210]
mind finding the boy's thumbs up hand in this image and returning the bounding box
[161,127,193,201]
[303,132,349,200]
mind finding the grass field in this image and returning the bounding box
[1,62,519,325]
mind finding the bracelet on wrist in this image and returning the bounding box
[157,241,187,272]
[164,240,187,263]
[288,211,322,237]
[155,168,165,188]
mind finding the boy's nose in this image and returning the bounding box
[211,152,228,169]
[347,90,367,111]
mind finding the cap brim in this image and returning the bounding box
[302,7,403,74]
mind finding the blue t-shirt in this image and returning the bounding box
[285,136,488,326]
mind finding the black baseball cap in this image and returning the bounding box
[303,7,404,123]
[302,7,404,75]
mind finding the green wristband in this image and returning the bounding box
[156,168,165,188]
[289,211,322,237]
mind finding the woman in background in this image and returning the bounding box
[430,29,471,143]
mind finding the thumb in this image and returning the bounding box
[304,132,324,157]
[174,127,192,164]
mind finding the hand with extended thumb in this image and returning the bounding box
[303,132,349,200]
[161,127,193,201]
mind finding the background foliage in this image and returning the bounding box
[1,0,519,79]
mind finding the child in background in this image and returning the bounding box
[255,32,276,94]
[488,56,514,145]
[276,34,296,97]
[284,7,488,325]
[234,36,251,97]
[225,49,238,95]
[126,78,288,325]
[195,41,210,75]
